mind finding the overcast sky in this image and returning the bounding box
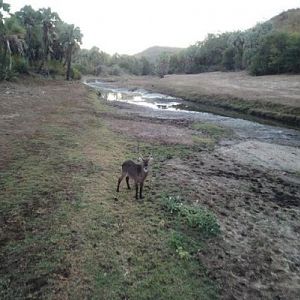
[8,0,300,55]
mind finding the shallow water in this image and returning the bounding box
[86,80,300,147]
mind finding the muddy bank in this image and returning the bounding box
[160,153,300,299]
[102,106,300,299]
[219,140,300,173]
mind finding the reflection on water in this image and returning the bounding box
[85,80,300,147]
[106,92,123,101]
[101,90,181,111]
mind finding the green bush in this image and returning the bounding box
[108,64,123,76]
[48,60,65,77]
[12,56,29,74]
[222,47,236,70]
[249,32,300,75]
[71,67,82,80]
[73,63,88,75]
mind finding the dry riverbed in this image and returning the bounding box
[1,77,300,299]
[90,71,300,127]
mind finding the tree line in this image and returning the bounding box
[1,1,299,81]
[68,19,300,78]
[73,47,154,76]
[157,21,300,76]
[0,1,84,80]
[0,1,155,80]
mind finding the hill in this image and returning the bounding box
[135,46,183,63]
[270,8,300,33]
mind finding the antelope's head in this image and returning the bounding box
[139,155,153,173]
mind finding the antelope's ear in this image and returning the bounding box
[149,155,153,161]
[138,156,143,162]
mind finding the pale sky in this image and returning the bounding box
[8,0,300,55]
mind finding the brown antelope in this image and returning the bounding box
[116,156,153,199]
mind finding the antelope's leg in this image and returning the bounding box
[126,176,131,189]
[139,182,144,199]
[117,173,125,192]
[135,183,139,200]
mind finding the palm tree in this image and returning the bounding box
[38,8,60,73]
[15,5,43,63]
[0,2,25,79]
[61,23,82,80]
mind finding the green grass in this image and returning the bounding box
[191,122,232,140]
[1,86,221,299]
[161,195,220,237]
[0,123,101,298]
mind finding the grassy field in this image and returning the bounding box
[1,77,300,299]
[95,71,300,127]
[0,78,220,299]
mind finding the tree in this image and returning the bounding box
[38,8,60,73]
[156,52,169,77]
[222,47,235,70]
[15,5,43,63]
[249,31,300,75]
[141,56,153,75]
[285,33,300,73]
[226,31,244,70]
[0,3,25,79]
[59,23,82,80]
[242,22,273,69]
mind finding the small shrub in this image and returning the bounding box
[48,60,65,77]
[0,54,18,80]
[169,231,191,260]
[169,231,186,249]
[12,56,29,74]
[161,195,220,237]
[176,246,191,260]
[73,63,88,75]
[183,205,220,235]
[108,64,123,76]
[71,67,82,80]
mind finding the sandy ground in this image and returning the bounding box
[219,141,300,173]
[0,79,85,169]
[105,118,195,145]
[162,154,300,299]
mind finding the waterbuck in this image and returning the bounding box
[116,156,153,199]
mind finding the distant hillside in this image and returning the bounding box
[270,8,300,33]
[135,46,184,63]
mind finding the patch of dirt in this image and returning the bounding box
[157,153,300,299]
[219,140,300,173]
[105,118,196,145]
[0,79,88,169]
